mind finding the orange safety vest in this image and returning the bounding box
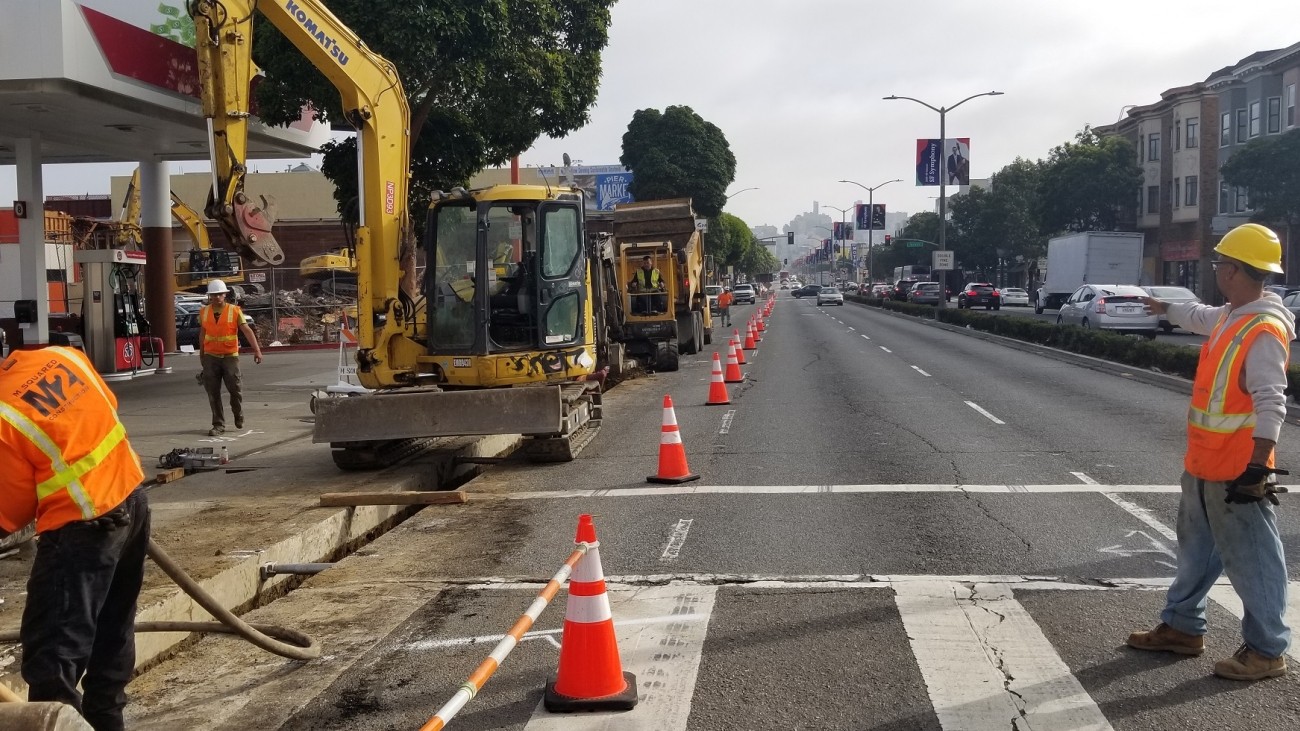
[718,292,733,308]
[201,303,243,356]
[1185,312,1290,481]
[0,347,142,534]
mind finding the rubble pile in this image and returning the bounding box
[240,289,356,345]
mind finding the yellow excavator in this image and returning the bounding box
[299,246,357,296]
[119,169,249,295]
[190,0,614,468]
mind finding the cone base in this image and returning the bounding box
[705,398,731,405]
[544,671,639,712]
[647,472,701,484]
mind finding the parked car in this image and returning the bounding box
[1056,284,1158,339]
[816,286,845,306]
[792,284,823,298]
[706,285,724,311]
[891,279,920,301]
[842,282,859,293]
[907,281,943,305]
[732,284,756,304]
[870,284,892,298]
[1140,285,1201,332]
[1000,287,1030,307]
[957,283,1001,310]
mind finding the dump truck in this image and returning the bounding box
[608,199,712,371]
[1034,231,1144,313]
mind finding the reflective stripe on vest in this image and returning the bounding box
[0,400,98,520]
[637,269,661,289]
[201,304,241,354]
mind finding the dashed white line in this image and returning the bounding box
[910,365,932,377]
[660,518,694,561]
[848,327,855,331]
[861,334,871,340]
[880,346,892,353]
[964,401,1005,425]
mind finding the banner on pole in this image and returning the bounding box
[833,221,853,240]
[854,203,887,230]
[915,138,970,186]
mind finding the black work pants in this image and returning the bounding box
[22,489,151,731]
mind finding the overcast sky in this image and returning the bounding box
[5,0,1298,231]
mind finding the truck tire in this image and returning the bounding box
[657,342,680,372]
[677,314,697,355]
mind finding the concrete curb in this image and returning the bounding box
[845,299,1300,425]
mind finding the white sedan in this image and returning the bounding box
[816,286,845,306]
[1001,287,1030,306]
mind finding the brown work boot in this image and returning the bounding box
[1213,644,1287,681]
[1127,622,1204,656]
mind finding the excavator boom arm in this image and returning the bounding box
[190,0,414,385]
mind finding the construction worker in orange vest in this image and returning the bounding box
[716,286,734,327]
[199,279,262,436]
[0,345,149,730]
[1131,223,1295,681]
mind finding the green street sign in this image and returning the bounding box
[905,241,925,248]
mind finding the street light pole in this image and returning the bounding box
[882,91,1003,308]
[725,186,760,201]
[839,178,902,286]
[822,205,852,283]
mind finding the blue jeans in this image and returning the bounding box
[1162,471,1291,658]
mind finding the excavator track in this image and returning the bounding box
[521,383,603,463]
[329,437,442,471]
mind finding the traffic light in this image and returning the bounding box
[784,258,788,265]
[884,234,892,245]
[787,231,794,247]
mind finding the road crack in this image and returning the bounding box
[958,487,1033,553]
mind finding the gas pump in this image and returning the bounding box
[75,249,153,380]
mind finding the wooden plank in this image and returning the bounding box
[154,468,186,484]
[318,490,468,507]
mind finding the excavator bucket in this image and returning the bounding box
[234,195,285,266]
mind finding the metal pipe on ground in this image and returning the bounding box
[260,562,335,580]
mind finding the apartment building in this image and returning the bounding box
[1099,42,1300,297]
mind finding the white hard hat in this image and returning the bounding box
[206,280,229,295]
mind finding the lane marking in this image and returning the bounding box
[911,365,932,377]
[880,346,892,353]
[402,610,710,651]
[660,518,694,561]
[1071,471,1099,485]
[1100,492,1177,542]
[964,401,1005,425]
[1097,529,1176,570]
[895,581,1113,730]
[719,409,736,434]
[492,484,1184,499]
[525,586,716,731]
[861,334,871,340]
[1208,585,1300,663]
[848,326,855,331]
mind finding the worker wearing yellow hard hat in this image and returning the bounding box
[1213,222,1285,274]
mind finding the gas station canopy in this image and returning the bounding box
[0,0,327,165]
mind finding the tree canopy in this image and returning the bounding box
[1222,128,1300,230]
[619,105,736,218]
[248,0,616,218]
[1037,126,1141,233]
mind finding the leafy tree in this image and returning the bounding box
[738,240,780,277]
[620,106,737,217]
[1222,129,1300,245]
[874,212,940,276]
[706,213,752,268]
[947,159,1046,278]
[1038,126,1141,233]
[248,0,616,219]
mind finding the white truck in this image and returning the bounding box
[1034,231,1145,314]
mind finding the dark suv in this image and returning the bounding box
[792,284,823,298]
[957,282,1001,310]
[891,279,919,301]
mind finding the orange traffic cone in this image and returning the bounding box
[724,343,744,384]
[757,315,767,333]
[731,336,747,365]
[743,324,757,350]
[647,395,700,484]
[749,319,762,343]
[706,352,731,405]
[544,514,639,712]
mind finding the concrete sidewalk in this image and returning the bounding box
[0,348,521,698]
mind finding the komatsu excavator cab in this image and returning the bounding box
[423,185,596,388]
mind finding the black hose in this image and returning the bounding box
[0,538,319,662]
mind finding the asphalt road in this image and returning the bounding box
[127,296,1300,731]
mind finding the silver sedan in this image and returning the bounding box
[1141,286,1200,332]
[1057,284,1159,339]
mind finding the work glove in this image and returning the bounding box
[1225,463,1290,506]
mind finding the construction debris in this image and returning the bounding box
[238,288,356,346]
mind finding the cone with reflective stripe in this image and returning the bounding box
[544,514,638,712]
[743,323,757,350]
[757,314,767,333]
[750,318,762,343]
[724,342,744,384]
[706,352,731,405]
[647,395,700,484]
[730,335,747,365]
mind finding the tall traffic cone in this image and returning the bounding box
[706,352,731,405]
[749,319,762,343]
[647,395,700,484]
[544,514,638,712]
[757,315,767,333]
[724,343,744,384]
[731,335,747,365]
[743,323,757,350]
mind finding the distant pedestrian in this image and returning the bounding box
[0,345,150,731]
[1129,223,1294,681]
[717,287,733,327]
[199,280,262,436]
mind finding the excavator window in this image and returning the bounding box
[426,204,477,351]
[539,206,583,345]
[485,205,534,350]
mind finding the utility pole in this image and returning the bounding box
[839,178,902,286]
